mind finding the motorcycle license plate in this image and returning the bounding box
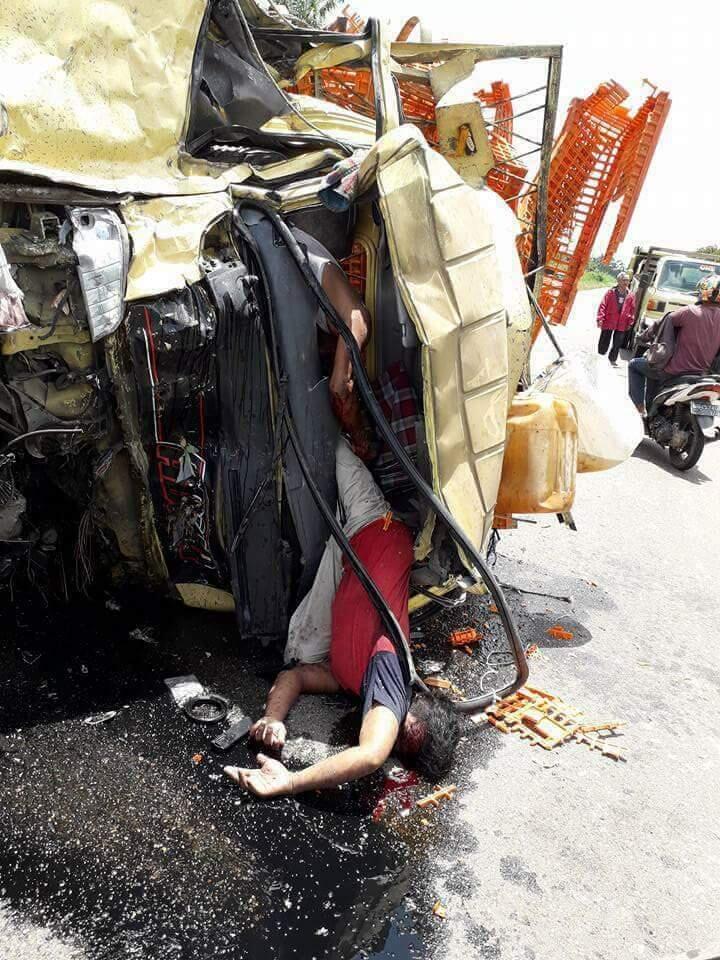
[690,400,720,418]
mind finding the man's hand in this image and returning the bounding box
[249,717,287,750]
[224,754,294,798]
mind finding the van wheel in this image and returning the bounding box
[668,411,705,471]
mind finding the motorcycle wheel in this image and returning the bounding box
[668,410,705,471]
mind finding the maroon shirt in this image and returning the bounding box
[664,303,720,376]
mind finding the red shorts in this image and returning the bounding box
[329,516,413,695]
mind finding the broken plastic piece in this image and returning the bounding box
[417,785,457,809]
[424,677,464,697]
[546,625,574,640]
[212,716,252,751]
[165,675,204,707]
[432,900,447,919]
[486,687,626,760]
[526,644,539,657]
[448,627,479,647]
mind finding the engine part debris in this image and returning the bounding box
[183,694,230,725]
[486,687,626,760]
[83,711,117,725]
[417,785,457,809]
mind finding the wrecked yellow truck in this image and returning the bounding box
[0,2,566,708]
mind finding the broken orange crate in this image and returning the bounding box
[449,627,479,647]
[417,785,457,809]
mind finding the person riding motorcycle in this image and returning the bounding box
[628,274,720,415]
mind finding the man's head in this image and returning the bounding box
[617,271,629,293]
[396,692,461,781]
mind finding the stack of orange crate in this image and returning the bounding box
[520,82,671,334]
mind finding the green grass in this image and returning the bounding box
[579,269,616,291]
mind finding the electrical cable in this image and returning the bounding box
[1,427,83,453]
[233,200,528,713]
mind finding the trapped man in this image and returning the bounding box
[224,439,460,798]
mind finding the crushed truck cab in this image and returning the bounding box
[0,0,558,693]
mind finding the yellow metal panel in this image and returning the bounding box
[0,0,249,194]
[122,194,233,301]
[370,125,511,555]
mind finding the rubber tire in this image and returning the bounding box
[668,410,705,471]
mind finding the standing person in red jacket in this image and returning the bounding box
[597,271,635,366]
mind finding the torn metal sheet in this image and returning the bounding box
[0,0,249,195]
[261,95,376,148]
[121,194,233,302]
[360,125,511,558]
[294,39,371,82]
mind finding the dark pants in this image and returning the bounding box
[598,328,626,362]
[628,356,663,410]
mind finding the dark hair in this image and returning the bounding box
[406,692,461,782]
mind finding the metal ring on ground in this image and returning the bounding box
[183,694,229,724]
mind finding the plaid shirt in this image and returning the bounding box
[372,362,418,495]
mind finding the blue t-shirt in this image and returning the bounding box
[360,650,411,725]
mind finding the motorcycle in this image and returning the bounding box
[645,374,720,470]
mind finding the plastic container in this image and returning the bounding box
[496,393,578,515]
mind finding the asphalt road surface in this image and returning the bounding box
[1,291,718,960]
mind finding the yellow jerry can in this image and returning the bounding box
[496,393,578,516]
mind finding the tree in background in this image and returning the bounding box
[587,256,626,278]
[282,0,339,27]
[695,245,720,261]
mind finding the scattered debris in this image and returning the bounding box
[83,711,117,725]
[191,753,204,765]
[130,626,157,645]
[486,686,626,761]
[525,644,540,657]
[488,604,499,614]
[432,900,447,919]
[448,627,479,647]
[417,660,444,675]
[463,645,474,656]
[546,625,574,641]
[165,675,204,707]
[105,598,121,611]
[417,785,457,809]
[420,818,431,827]
[499,582,573,603]
[424,677,464,698]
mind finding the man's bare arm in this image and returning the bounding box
[250,663,340,750]
[226,705,399,798]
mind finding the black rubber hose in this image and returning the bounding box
[234,200,529,713]
[231,215,424,692]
